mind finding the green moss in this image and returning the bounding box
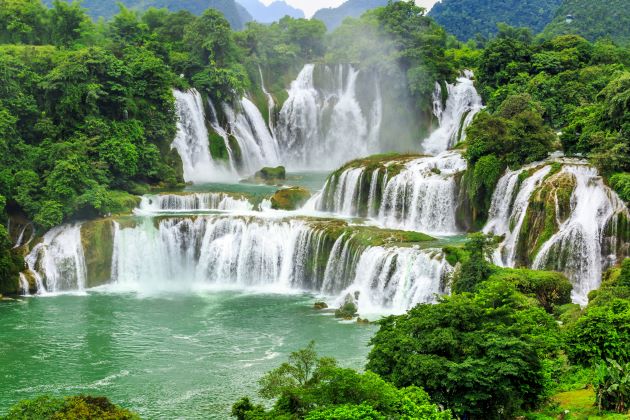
[209,131,230,161]
[228,135,242,167]
[256,166,286,181]
[443,245,469,266]
[270,187,311,210]
[103,191,141,215]
[516,170,576,265]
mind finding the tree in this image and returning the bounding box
[233,342,452,419]
[452,233,494,293]
[595,359,630,413]
[367,280,559,419]
[1,395,139,419]
[48,0,91,47]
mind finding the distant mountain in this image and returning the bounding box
[43,0,253,29]
[312,0,388,31]
[237,0,304,23]
[428,0,562,41]
[541,0,630,45]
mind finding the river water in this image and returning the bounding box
[0,292,375,418]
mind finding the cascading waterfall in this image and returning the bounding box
[484,165,552,266]
[533,165,628,304]
[171,89,235,183]
[137,193,254,213]
[423,71,484,155]
[275,64,383,169]
[24,224,87,294]
[311,151,467,235]
[24,215,451,312]
[484,161,630,304]
[335,247,450,314]
[222,98,280,174]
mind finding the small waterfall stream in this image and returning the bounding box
[24,224,87,294]
[423,71,484,155]
[171,89,235,183]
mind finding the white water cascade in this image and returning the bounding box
[24,224,87,294]
[484,165,552,266]
[137,193,254,213]
[275,64,383,169]
[311,151,467,235]
[107,215,451,311]
[423,71,484,155]
[171,89,235,183]
[533,165,628,304]
[484,161,629,304]
[222,98,281,174]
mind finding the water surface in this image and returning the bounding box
[0,292,375,418]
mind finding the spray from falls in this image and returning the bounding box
[423,71,484,155]
[276,64,383,169]
[311,152,467,235]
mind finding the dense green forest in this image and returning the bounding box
[1,0,629,418]
[42,0,254,29]
[429,0,562,41]
[541,0,630,46]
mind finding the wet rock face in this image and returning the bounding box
[81,219,115,288]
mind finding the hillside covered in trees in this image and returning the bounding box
[41,0,253,29]
[0,0,629,419]
[541,0,630,45]
[429,0,562,41]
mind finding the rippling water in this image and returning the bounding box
[0,292,375,418]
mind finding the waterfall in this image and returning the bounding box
[18,273,30,296]
[171,89,235,183]
[422,71,483,155]
[275,64,383,169]
[24,224,87,294]
[109,216,450,311]
[222,98,280,175]
[533,165,628,304]
[259,66,275,132]
[484,165,552,266]
[484,161,630,304]
[335,247,451,314]
[312,151,467,235]
[137,193,254,214]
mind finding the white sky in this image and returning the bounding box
[259,0,439,19]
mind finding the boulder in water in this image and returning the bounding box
[313,301,328,310]
[335,293,358,320]
[257,166,286,181]
[270,187,311,210]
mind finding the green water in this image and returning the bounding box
[183,171,329,195]
[0,292,376,418]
